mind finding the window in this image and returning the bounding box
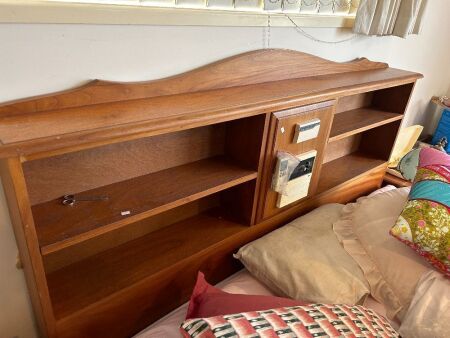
[0,0,359,27]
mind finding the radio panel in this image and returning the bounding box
[275,150,317,208]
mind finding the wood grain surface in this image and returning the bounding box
[0,68,420,159]
[329,108,403,142]
[0,49,388,117]
[33,156,257,255]
[0,49,422,338]
[24,125,226,205]
[317,152,387,194]
[258,101,334,220]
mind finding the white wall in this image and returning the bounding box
[1,1,450,337]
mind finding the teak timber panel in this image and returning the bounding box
[0,49,388,117]
[46,209,248,320]
[0,49,422,338]
[317,152,387,194]
[42,197,220,274]
[0,158,56,337]
[24,125,226,205]
[0,50,421,159]
[258,101,334,220]
[33,157,257,255]
[335,92,374,114]
[329,108,403,142]
[323,134,362,163]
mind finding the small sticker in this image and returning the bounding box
[121,210,131,216]
[280,127,285,134]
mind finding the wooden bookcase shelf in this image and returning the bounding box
[329,108,403,142]
[0,50,422,338]
[46,208,247,320]
[33,156,257,255]
[317,152,387,194]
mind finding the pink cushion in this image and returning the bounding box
[419,147,450,167]
[186,272,306,319]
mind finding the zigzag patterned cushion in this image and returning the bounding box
[180,304,399,338]
[390,147,450,276]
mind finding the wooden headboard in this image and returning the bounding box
[0,49,421,338]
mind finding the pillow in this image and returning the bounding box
[333,188,433,321]
[390,147,450,276]
[399,270,450,338]
[135,270,280,338]
[186,272,306,319]
[234,204,370,305]
[180,304,399,338]
[368,184,397,196]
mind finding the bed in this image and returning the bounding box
[135,186,397,337]
[136,180,449,338]
[4,49,444,338]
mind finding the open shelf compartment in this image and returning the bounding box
[23,114,267,255]
[318,120,401,194]
[45,203,248,321]
[32,156,257,255]
[329,108,402,142]
[329,83,412,142]
[317,152,386,194]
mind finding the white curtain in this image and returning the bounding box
[353,0,428,38]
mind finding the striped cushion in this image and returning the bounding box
[390,147,450,276]
[180,304,399,337]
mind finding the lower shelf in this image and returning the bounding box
[317,152,387,194]
[46,209,247,320]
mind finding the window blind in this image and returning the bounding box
[44,0,360,15]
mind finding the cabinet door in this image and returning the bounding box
[257,100,335,220]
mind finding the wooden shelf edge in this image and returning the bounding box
[3,75,420,161]
[329,109,403,143]
[54,228,245,325]
[47,210,248,321]
[319,162,387,195]
[384,172,412,187]
[39,167,257,256]
[317,155,388,195]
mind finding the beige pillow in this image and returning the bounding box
[235,204,370,305]
[333,188,433,321]
[399,270,450,338]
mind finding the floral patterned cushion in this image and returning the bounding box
[180,304,399,338]
[390,147,450,276]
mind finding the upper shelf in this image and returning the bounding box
[0,49,422,159]
[329,108,404,142]
[33,156,257,255]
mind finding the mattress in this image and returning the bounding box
[134,269,388,338]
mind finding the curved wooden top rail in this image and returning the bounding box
[0,49,421,160]
[0,49,388,116]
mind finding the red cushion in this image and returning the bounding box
[185,272,306,319]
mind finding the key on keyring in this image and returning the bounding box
[62,194,109,206]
